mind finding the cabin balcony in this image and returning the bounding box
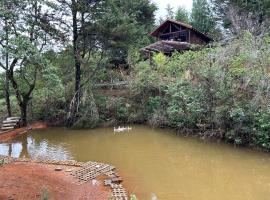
[159,30,190,43]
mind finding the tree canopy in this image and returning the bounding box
[175,6,190,23]
[191,0,216,34]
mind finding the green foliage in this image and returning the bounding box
[153,53,167,72]
[212,0,270,35]
[41,189,49,200]
[191,0,217,36]
[93,0,157,66]
[166,80,204,128]
[130,32,270,150]
[130,194,138,200]
[175,6,190,23]
[146,96,163,115]
[0,159,4,166]
[252,108,270,149]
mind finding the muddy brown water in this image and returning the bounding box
[1,125,270,200]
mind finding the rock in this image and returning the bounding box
[111,177,123,183]
[104,179,112,186]
[91,179,99,186]
[54,168,63,171]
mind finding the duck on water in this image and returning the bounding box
[113,126,132,133]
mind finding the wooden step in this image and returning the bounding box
[3,120,19,124]
[1,127,14,130]
[6,117,20,121]
[2,123,16,127]
[1,117,21,130]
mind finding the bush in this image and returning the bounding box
[130,32,270,150]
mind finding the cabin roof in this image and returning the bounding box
[150,19,212,42]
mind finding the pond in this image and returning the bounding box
[1,125,270,200]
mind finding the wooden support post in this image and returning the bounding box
[189,30,191,43]
[149,51,153,66]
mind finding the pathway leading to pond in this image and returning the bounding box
[0,156,128,200]
[0,161,110,200]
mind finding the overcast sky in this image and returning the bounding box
[151,0,193,19]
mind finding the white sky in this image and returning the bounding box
[151,0,193,19]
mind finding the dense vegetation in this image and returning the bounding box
[1,0,270,150]
[132,33,270,149]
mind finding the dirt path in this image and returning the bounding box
[0,162,110,200]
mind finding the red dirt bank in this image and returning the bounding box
[0,123,111,200]
[0,162,110,200]
[0,122,47,142]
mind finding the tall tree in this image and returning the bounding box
[191,0,216,34]
[175,6,190,23]
[212,0,270,35]
[54,0,104,126]
[165,4,174,19]
[0,0,63,125]
[0,0,21,117]
[95,0,157,66]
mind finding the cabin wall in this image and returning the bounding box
[189,31,207,45]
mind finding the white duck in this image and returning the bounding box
[113,126,132,133]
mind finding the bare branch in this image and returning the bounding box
[0,39,5,47]
[0,62,7,70]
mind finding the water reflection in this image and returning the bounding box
[0,134,72,160]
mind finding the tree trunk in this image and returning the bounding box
[74,55,81,111]
[20,102,28,126]
[4,72,11,117]
[4,17,11,117]
[66,1,81,126]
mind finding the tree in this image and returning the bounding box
[0,0,22,117]
[191,0,216,34]
[95,0,157,66]
[53,0,156,127]
[54,0,104,126]
[0,0,63,125]
[165,4,174,19]
[175,6,190,23]
[212,0,270,35]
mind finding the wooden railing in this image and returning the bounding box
[160,30,188,42]
[95,81,129,88]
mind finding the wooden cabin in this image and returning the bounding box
[141,19,212,54]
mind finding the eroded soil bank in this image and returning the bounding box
[0,122,47,142]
